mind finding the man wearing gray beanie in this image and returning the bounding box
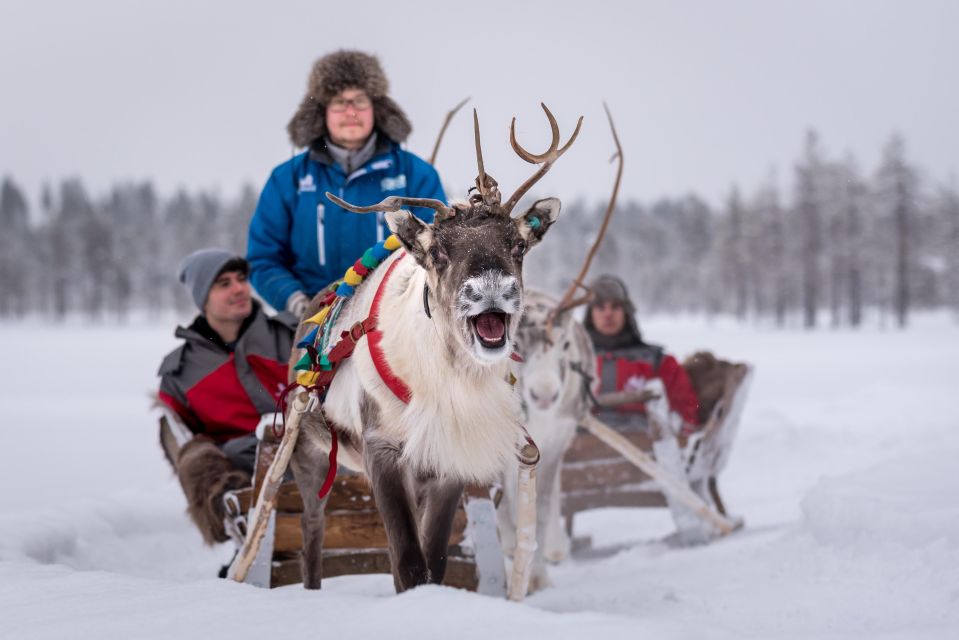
[157,248,296,548]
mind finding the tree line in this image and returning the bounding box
[2,131,957,327]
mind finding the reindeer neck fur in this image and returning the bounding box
[322,251,524,484]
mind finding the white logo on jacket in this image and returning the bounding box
[381,174,407,191]
[298,174,317,193]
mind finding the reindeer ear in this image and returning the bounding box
[386,210,433,265]
[515,197,561,248]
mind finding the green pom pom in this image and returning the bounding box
[360,250,379,269]
[319,354,332,371]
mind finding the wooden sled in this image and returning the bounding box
[158,411,506,592]
[562,356,753,545]
[220,428,506,592]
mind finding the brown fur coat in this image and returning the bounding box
[175,437,250,545]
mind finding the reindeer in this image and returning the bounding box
[287,105,582,593]
[499,290,594,589]
[498,105,623,590]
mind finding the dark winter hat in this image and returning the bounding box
[583,274,643,343]
[287,50,412,148]
[177,248,249,311]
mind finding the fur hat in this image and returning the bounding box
[287,50,412,148]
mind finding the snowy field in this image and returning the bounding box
[1,313,958,639]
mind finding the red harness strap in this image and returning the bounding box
[310,252,410,499]
[366,253,413,404]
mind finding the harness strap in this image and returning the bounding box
[366,253,413,404]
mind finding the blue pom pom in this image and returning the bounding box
[296,326,319,348]
[336,282,355,297]
[370,242,391,261]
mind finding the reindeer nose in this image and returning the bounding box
[529,387,559,410]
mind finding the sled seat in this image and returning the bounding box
[561,355,753,537]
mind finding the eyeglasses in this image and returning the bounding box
[328,95,373,113]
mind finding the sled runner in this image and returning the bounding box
[562,355,753,545]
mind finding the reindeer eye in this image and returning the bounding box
[563,341,570,351]
[512,240,527,259]
[430,246,449,270]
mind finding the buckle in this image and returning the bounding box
[348,321,365,344]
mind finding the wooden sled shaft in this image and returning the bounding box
[231,390,312,583]
[579,413,736,535]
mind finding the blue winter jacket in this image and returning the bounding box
[247,138,446,311]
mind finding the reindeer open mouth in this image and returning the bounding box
[471,310,509,349]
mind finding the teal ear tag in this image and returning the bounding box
[528,216,541,230]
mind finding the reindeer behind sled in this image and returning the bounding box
[230,104,582,599]
[504,106,749,578]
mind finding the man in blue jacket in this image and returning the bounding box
[247,50,446,316]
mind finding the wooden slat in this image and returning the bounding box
[564,429,654,463]
[269,550,479,590]
[231,475,378,514]
[561,459,659,493]
[271,505,469,553]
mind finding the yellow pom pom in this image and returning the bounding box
[305,306,330,325]
[343,268,363,286]
[297,370,320,386]
[384,234,401,251]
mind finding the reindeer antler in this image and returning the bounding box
[471,109,501,209]
[502,103,583,216]
[326,192,452,220]
[429,97,469,166]
[545,103,623,335]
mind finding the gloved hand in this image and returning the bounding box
[286,291,309,318]
[254,412,284,440]
[642,378,683,436]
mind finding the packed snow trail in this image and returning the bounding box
[1,315,957,639]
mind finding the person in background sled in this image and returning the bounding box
[157,248,296,544]
[584,274,700,435]
[247,49,446,317]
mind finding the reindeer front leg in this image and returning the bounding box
[364,434,428,592]
[417,476,465,584]
[290,416,333,589]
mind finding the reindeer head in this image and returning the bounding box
[328,104,581,365]
[515,291,591,413]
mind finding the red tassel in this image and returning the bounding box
[317,424,338,499]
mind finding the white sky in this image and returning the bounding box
[1,0,957,209]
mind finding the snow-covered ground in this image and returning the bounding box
[2,314,957,639]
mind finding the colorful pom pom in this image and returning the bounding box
[371,242,391,261]
[360,250,379,270]
[352,260,370,277]
[384,234,401,250]
[336,282,355,297]
[344,268,363,286]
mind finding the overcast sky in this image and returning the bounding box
[1,0,956,210]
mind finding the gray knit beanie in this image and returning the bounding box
[177,248,249,311]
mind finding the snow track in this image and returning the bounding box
[2,315,957,639]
